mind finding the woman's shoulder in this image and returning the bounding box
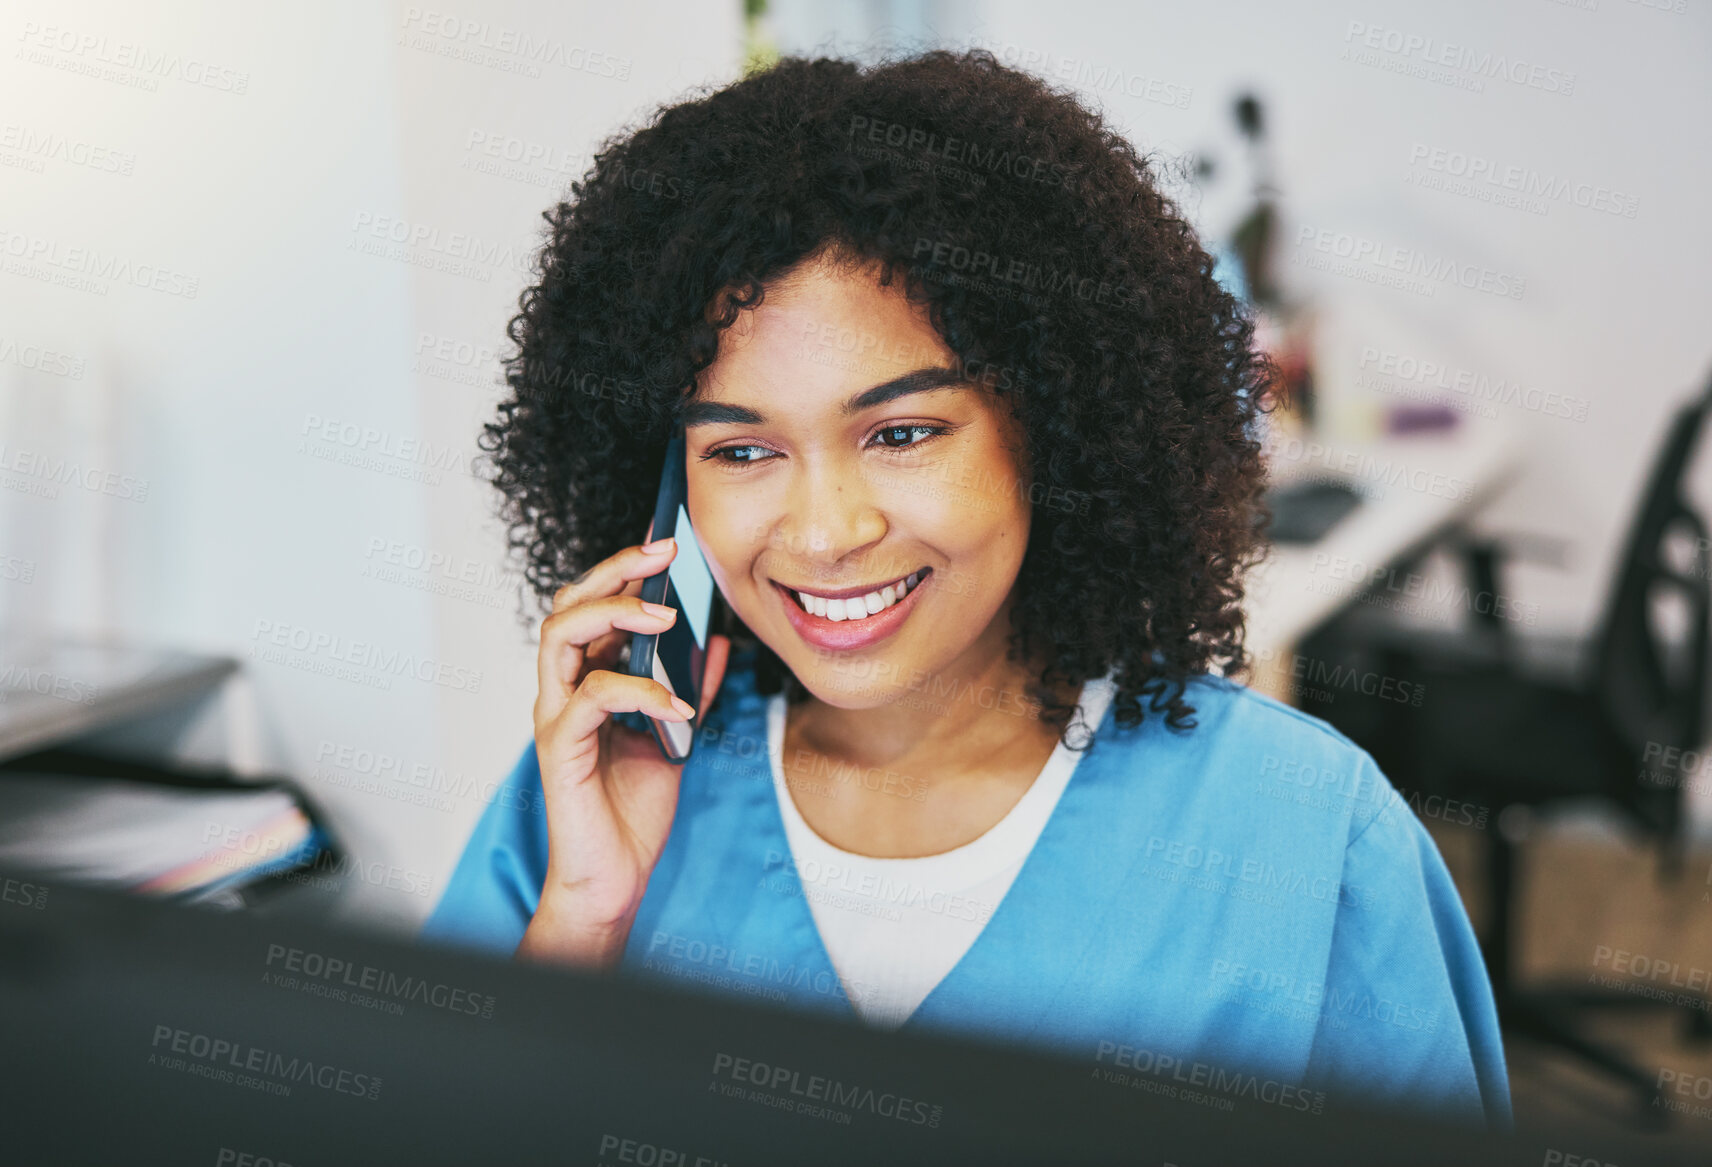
[1099,671,1417,857]
[1142,671,1386,778]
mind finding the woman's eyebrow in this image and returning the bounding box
[843,366,966,415]
[680,399,765,428]
[681,366,967,428]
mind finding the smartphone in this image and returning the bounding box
[612,431,717,763]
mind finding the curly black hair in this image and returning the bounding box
[481,48,1274,744]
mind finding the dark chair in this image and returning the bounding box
[1294,371,1712,1119]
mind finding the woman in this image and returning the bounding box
[421,50,1510,1130]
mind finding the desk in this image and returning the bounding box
[1242,423,1523,703]
[0,637,238,763]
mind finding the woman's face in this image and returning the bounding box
[684,255,1034,709]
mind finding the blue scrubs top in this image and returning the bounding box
[421,652,1512,1130]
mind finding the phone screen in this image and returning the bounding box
[669,504,714,648]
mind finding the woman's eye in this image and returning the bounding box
[704,444,776,464]
[872,425,944,450]
[701,427,945,465]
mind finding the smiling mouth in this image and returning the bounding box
[774,567,932,621]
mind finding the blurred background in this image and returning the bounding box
[3,0,1710,1149]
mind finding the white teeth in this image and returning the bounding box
[792,571,924,620]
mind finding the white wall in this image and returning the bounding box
[0,0,744,933]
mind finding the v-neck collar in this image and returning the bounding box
[749,679,1126,1036]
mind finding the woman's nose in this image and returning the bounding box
[773,461,887,567]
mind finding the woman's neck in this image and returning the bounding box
[777,633,1084,859]
[786,646,1069,773]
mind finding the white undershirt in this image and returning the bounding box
[767,673,1117,1029]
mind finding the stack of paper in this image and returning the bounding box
[0,770,323,901]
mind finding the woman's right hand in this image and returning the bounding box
[516,537,731,970]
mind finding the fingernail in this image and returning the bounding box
[641,537,675,554]
[671,696,696,719]
[642,601,676,619]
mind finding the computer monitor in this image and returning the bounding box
[0,870,1692,1167]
